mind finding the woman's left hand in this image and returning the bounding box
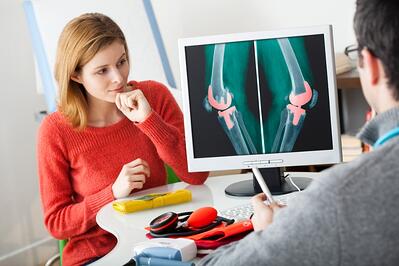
[115,89,152,123]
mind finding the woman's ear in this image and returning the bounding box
[71,72,82,84]
[361,49,380,86]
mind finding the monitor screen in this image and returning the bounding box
[178,25,341,175]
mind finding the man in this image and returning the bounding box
[198,0,399,265]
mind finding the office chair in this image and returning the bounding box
[44,239,67,266]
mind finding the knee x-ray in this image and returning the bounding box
[185,35,333,158]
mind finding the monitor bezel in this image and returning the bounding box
[178,25,342,172]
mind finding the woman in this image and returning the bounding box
[37,13,208,266]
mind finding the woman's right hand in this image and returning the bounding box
[112,158,150,199]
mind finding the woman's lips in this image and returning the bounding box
[111,86,124,93]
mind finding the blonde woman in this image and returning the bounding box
[37,13,208,266]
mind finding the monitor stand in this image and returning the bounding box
[224,167,312,197]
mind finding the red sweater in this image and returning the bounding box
[37,80,208,266]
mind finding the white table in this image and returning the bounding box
[93,172,319,265]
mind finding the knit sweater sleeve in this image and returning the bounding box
[134,81,209,185]
[37,116,114,239]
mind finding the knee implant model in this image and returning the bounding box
[205,40,318,155]
[271,38,318,152]
[206,44,257,155]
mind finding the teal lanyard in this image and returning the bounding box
[373,127,399,148]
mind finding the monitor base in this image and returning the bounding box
[225,175,312,197]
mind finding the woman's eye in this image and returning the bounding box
[117,59,127,67]
[97,68,107,75]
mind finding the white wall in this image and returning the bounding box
[0,0,56,265]
[0,0,357,265]
[152,0,357,90]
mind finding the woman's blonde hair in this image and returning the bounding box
[55,13,129,129]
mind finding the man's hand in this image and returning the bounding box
[112,158,150,199]
[250,193,285,231]
[115,89,152,123]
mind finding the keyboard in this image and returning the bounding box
[218,193,297,221]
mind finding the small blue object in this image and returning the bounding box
[133,238,197,266]
[141,247,182,261]
[135,256,194,266]
[133,238,197,262]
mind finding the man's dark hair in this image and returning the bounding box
[354,0,399,100]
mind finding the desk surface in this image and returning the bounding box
[93,172,320,265]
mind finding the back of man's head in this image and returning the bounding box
[354,0,399,100]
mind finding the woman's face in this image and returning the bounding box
[73,40,129,103]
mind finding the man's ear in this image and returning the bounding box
[360,49,380,86]
[71,72,82,84]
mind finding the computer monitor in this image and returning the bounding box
[178,25,341,196]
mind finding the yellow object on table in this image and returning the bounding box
[112,189,192,214]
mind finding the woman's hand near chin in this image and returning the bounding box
[115,89,152,123]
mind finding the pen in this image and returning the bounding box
[252,167,275,204]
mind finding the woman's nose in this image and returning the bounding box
[111,68,123,83]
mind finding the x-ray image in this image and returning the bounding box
[185,34,333,158]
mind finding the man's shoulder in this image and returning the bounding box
[313,141,399,202]
[336,141,398,181]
